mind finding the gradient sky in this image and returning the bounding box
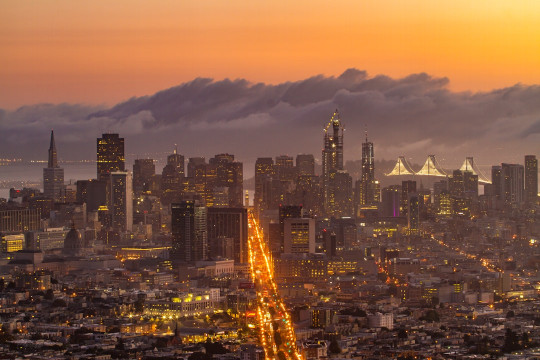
[1,1,540,109]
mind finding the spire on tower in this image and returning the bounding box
[48,130,58,168]
[174,144,177,155]
[364,124,368,143]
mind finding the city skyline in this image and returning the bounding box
[0,69,538,171]
[1,3,540,359]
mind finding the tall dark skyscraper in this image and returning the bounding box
[381,185,401,218]
[254,157,274,214]
[359,132,376,207]
[401,180,417,218]
[161,147,185,196]
[525,155,538,204]
[207,207,248,263]
[277,205,303,254]
[322,110,344,213]
[133,158,155,194]
[171,201,207,263]
[97,133,125,181]
[43,130,64,202]
[110,171,133,233]
[407,193,420,234]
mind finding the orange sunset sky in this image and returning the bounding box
[1,0,539,109]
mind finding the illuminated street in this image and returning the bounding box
[248,211,302,360]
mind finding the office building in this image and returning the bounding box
[278,205,303,254]
[283,218,315,254]
[1,233,24,254]
[76,179,108,212]
[359,133,376,206]
[254,157,274,214]
[162,147,185,190]
[207,207,248,263]
[209,154,243,207]
[381,185,401,218]
[97,133,125,181]
[0,209,41,232]
[326,170,353,218]
[322,110,344,213]
[171,201,207,263]
[296,154,315,176]
[275,155,296,182]
[43,130,64,202]
[110,171,133,232]
[133,159,155,194]
[401,180,417,218]
[407,193,420,234]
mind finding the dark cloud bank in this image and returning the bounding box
[1,69,539,173]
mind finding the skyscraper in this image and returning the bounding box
[171,201,207,263]
[254,157,274,214]
[327,170,353,218]
[359,132,376,206]
[97,133,125,181]
[401,180,417,218]
[501,163,524,206]
[209,154,244,207]
[207,207,248,263]
[407,193,420,234]
[296,154,315,176]
[275,155,296,182]
[322,110,344,214]
[161,147,185,199]
[278,205,303,254]
[110,171,133,232]
[133,159,155,194]
[43,130,64,202]
[381,185,401,218]
[525,155,538,204]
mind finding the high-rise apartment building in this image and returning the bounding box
[501,163,524,206]
[171,201,207,263]
[43,130,64,202]
[110,171,133,232]
[525,155,538,204]
[97,134,125,181]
